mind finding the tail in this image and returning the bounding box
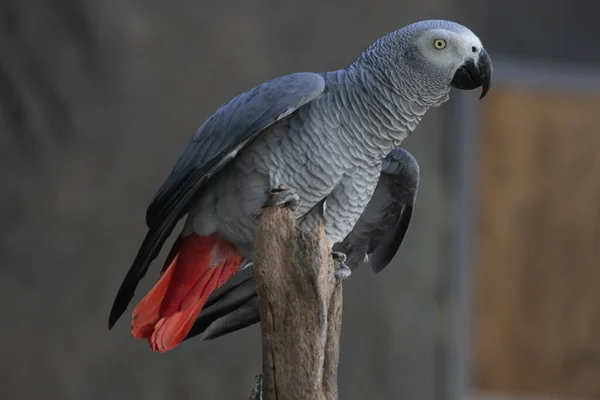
[131,233,243,352]
[185,266,260,342]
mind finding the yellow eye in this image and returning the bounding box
[433,39,446,49]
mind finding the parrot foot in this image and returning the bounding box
[331,251,351,280]
[264,185,300,210]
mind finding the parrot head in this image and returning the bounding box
[361,20,493,101]
[406,20,492,99]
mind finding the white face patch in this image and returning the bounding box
[418,28,483,70]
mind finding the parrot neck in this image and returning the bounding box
[328,65,437,155]
[352,35,452,108]
[350,57,451,108]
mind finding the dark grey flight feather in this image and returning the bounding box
[185,147,420,341]
[186,267,259,341]
[334,147,419,273]
[108,73,325,329]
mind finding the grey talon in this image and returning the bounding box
[334,263,352,280]
[331,251,351,280]
[264,186,300,210]
[269,185,288,193]
[331,251,347,263]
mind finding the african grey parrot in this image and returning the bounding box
[109,19,492,352]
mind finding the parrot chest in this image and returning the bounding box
[190,117,382,254]
[188,89,408,255]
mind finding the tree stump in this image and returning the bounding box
[252,199,343,400]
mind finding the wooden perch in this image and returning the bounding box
[251,196,343,400]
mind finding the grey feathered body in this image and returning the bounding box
[108,19,490,337]
[185,67,433,256]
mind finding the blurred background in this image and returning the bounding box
[1,0,598,399]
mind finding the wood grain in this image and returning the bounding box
[253,199,342,400]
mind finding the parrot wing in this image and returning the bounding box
[108,72,325,328]
[334,147,420,273]
[184,147,420,341]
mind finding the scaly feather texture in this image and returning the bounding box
[108,20,492,349]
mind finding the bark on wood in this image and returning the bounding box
[252,202,343,400]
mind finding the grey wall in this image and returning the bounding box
[1,0,596,399]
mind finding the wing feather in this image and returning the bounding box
[333,147,420,273]
[108,73,325,328]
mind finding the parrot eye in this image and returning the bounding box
[433,39,446,50]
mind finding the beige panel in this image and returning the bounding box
[473,87,600,398]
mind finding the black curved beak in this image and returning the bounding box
[450,48,493,99]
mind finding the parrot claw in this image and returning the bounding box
[331,251,347,263]
[264,185,300,210]
[331,251,351,280]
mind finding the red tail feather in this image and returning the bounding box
[131,233,242,352]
